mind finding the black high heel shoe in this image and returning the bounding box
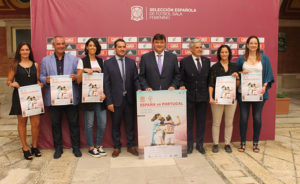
[22,148,33,160]
[31,147,42,157]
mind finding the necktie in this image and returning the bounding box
[196,58,202,73]
[157,54,162,74]
[119,59,126,93]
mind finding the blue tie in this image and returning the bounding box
[119,59,126,93]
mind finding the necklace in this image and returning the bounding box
[24,67,31,77]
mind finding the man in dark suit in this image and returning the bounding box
[139,33,180,90]
[104,39,141,157]
[179,39,211,154]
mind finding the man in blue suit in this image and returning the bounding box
[104,39,141,157]
[40,36,81,159]
[139,33,181,91]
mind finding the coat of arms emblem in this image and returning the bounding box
[131,6,143,21]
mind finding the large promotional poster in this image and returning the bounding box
[31,0,278,148]
[137,90,187,159]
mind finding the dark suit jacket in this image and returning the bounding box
[104,56,141,107]
[180,55,211,102]
[139,51,180,90]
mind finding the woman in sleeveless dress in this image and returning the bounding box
[7,42,43,160]
[236,36,274,153]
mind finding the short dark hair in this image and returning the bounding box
[217,45,232,62]
[114,39,126,48]
[152,33,166,42]
[84,38,101,55]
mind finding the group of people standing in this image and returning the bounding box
[7,34,274,160]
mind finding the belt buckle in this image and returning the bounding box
[123,91,127,96]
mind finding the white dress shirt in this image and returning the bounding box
[77,58,100,69]
[155,51,165,66]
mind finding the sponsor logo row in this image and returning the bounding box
[47,42,265,50]
[47,49,248,57]
[47,36,265,44]
[46,36,264,57]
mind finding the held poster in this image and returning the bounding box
[215,76,236,105]
[241,73,263,102]
[137,90,187,159]
[82,73,104,103]
[18,84,44,117]
[50,75,73,105]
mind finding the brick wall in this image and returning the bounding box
[0,3,30,77]
[278,27,300,74]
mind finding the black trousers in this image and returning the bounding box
[49,105,80,150]
[187,100,207,147]
[111,96,135,149]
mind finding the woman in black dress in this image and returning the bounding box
[7,42,43,160]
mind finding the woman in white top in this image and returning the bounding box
[236,36,274,153]
[77,38,107,157]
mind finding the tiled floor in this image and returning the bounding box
[0,92,300,184]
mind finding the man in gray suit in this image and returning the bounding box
[139,33,180,91]
[40,36,81,159]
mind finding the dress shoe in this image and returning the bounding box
[53,149,63,159]
[127,147,138,156]
[212,144,219,153]
[73,149,82,157]
[112,148,121,158]
[224,145,232,153]
[196,145,206,154]
[187,146,193,154]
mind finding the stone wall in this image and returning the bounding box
[0,26,12,77]
[0,78,13,119]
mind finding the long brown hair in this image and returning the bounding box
[243,36,261,61]
[10,42,35,72]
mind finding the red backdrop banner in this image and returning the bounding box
[31,0,278,148]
